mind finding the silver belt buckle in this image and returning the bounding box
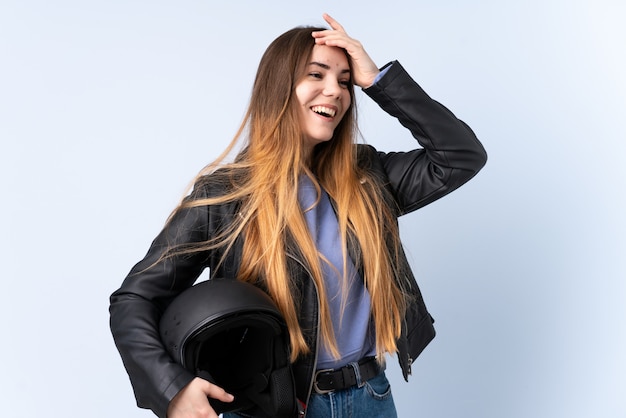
[313,368,335,394]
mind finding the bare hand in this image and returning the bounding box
[312,13,380,88]
[166,377,234,418]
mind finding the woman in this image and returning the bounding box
[110,13,487,418]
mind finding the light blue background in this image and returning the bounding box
[1,1,624,417]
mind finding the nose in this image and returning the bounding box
[323,76,343,98]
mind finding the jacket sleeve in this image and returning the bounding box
[362,61,487,215]
[109,183,216,418]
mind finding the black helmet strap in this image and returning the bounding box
[191,315,296,417]
[244,332,296,417]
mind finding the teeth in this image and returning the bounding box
[311,106,336,117]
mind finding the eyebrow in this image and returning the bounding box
[309,61,351,74]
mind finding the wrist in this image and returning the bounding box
[360,71,380,89]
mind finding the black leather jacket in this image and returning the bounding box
[109,61,487,418]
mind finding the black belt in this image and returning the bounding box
[313,357,382,394]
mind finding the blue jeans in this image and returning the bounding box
[223,371,396,418]
[305,372,397,418]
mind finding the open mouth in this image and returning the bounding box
[311,105,337,118]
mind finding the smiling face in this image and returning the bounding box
[295,45,352,153]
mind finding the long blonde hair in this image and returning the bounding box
[172,26,409,362]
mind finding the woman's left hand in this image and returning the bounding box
[312,13,380,88]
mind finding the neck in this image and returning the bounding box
[302,142,315,169]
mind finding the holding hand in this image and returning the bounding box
[312,13,381,88]
[167,377,234,418]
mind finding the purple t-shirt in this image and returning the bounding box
[297,176,376,370]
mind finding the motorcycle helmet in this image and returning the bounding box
[160,278,297,417]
